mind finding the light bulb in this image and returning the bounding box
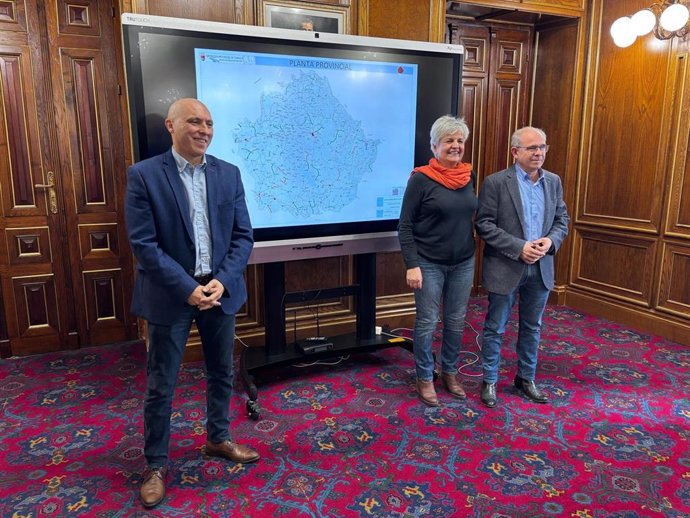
[630,9,656,36]
[610,16,632,40]
[613,31,637,48]
[659,3,690,32]
[610,16,637,47]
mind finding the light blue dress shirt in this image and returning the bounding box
[515,164,545,242]
[172,148,212,277]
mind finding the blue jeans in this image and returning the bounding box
[480,264,550,384]
[413,256,475,381]
[144,305,236,467]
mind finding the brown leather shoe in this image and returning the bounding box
[441,372,466,399]
[140,467,167,508]
[205,440,260,463]
[416,379,440,407]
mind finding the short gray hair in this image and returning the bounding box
[511,126,547,148]
[430,115,469,150]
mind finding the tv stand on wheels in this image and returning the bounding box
[239,253,412,420]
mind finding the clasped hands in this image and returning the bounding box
[520,237,552,264]
[187,279,224,310]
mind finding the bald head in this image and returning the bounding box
[167,98,207,121]
[165,98,213,165]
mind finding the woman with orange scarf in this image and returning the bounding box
[398,115,477,407]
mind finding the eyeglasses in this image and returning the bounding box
[516,144,549,153]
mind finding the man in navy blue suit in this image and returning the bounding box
[125,98,258,508]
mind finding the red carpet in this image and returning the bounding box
[1,297,689,517]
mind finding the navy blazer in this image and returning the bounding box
[475,165,569,295]
[125,150,254,325]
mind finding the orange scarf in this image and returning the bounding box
[412,158,472,189]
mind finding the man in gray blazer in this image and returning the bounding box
[475,127,569,408]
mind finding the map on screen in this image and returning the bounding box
[195,49,418,229]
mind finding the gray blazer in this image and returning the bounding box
[475,165,569,295]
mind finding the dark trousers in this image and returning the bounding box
[144,305,236,467]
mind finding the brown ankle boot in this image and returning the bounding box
[441,373,466,399]
[416,379,440,407]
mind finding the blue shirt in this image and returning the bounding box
[172,148,212,277]
[515,164,545,242]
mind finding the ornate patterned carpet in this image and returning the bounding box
[1,297,689,517]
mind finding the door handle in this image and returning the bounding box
[35,171,58,214]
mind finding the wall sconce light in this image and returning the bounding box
[610,0,690,48]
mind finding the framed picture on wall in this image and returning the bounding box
[258,0,349,34]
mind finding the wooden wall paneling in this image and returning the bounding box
[0,287,8,358]
[564,0,690,344]
[577,0,673,233]
[60,48,114,213]
[0,221,8,357]
[664,51,690,238]
[491,78,522,169]
[376,252,415,318]
[0,1,27,32]
[7,227,54,265]
[531,19,581,294]
[0,0,139,357]
[0,47,45,218]
[40,1,92,350]
[452,24,489,174]
[133,0,239,22]
[657,40,690,320]
[358,0,443,42]
[50,0,136,348]
[485,25,532,177]
[11,274,61,355]
[430,0,445,43]
[82,268,127,343]
[0,3,75,356]
[78,221,127,343]
[522,0,583,11]
[657,242,690,318]
[284,256,356,339]
[375,253,408,295]
[461,77,487,171]
[374,252,413,324]
[450,0,583,17]
[531,21,578,184]
[236,265,261,332]
[570,228,657,306]
[566,286,690,346]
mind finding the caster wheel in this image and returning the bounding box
[246,400,260,421]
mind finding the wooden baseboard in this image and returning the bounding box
[565,289,690,346]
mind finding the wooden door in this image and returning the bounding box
[450,22,532,184]
[485,25,532,175]
[0,0,137,357]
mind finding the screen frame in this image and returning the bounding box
[121,13,463,263]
